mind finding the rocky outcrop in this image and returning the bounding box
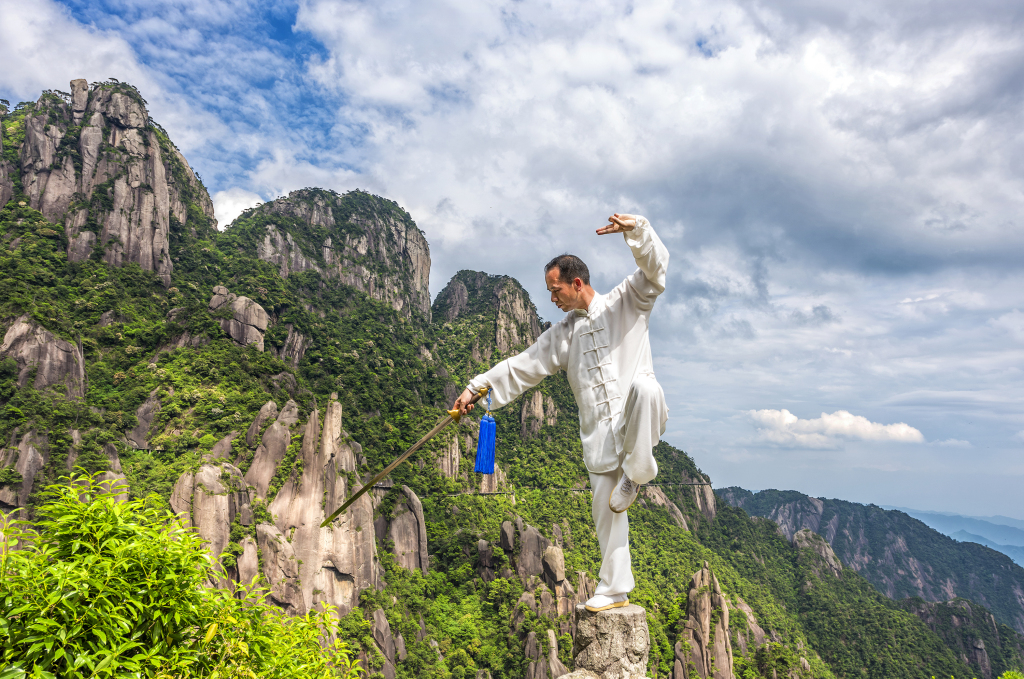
[374,485,429,575]
[525,629,571,679]
[245,400,278,448]
[169,462,252,588]
[269,324,307,366]
[730,598,767,658]
[0,432,47,512]
[568,604,650,679]
[675,562,733,679]
[244,399,299,498]
[126,391,161,448]
[250,189,431,319]
[642,486,688,529]
[1,316,85,398]
[209,286,269,351]
[793,528,843,578]
[267,395,380,617]
[432,271,542,356]
[0,112,11,209]
[521,391,557,439]
[3,81,215,284]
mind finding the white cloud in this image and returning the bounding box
[211,188,265,229]
[748,409,925,448]
[934,439,972,448]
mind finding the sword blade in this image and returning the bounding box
[320,413,454,527]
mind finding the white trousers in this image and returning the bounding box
[590,376,668,596]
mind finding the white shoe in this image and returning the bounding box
[584,593,629,612]
[609,472,640,514]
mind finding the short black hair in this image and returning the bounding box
[544,254,590,286]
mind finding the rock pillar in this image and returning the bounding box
[565,604,649,679]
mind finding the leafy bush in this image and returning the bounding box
[0,475,362,679]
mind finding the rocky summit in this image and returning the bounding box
[3,80,1024,679]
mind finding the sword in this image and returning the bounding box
[320,387,490,527]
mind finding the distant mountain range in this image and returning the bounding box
[881,506,1024,566]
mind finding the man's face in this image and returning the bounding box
[546,267,583,311]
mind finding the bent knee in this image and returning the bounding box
[628,376,662,401]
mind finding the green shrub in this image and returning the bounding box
[0,474,362,679]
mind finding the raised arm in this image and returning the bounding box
[454,319,570,414]
[598,213,670,310]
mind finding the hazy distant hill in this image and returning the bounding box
[950,530,1024,566]
[885,506,1024,547]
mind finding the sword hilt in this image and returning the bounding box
[447,387,490,423]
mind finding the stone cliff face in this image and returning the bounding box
[244,188,431,320]
[718,486,1024,634]
[1,80,216,286]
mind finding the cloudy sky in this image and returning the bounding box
[3,0,1023,517]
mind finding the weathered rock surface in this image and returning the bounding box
[1,315,85,398]
[792,528,843,578]
[570,604,650,679]
[245,400,278,447]
[252,189,431,319]
[169,462,251,587]
[519,522,553,581]
[267,395,380,617]
[209,286,269,350]
[375,485,429,574]
[675,562,733,679]
[5,81,216,284]
[244,400,298,498]
[126,391,161,448]
[0,432,48,512]
[270,324,307,366]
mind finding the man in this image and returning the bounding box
[452,212,670,612]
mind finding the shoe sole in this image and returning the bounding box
[585,599,629,613]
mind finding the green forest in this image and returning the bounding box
[2,83,1024,679]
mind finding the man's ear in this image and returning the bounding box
[573,278,584,291]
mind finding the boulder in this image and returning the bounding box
[173,463,251,588]
[1,315,85,398]
[237,536,259,588]
[543,545,566,587]
[381,486,429,574]
[209,286,269,351]
[571,604,649,679]
[518,522,552,582]
[500,520,515,551]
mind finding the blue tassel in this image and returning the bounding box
[475,408,496,475]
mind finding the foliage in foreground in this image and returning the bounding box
[0,475,362,679]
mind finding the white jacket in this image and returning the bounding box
[468,217,669,473]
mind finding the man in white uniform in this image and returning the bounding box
[452,212,669,612]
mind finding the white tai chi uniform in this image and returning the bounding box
[468,216,670,597]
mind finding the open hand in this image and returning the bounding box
[596,213,636,235]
